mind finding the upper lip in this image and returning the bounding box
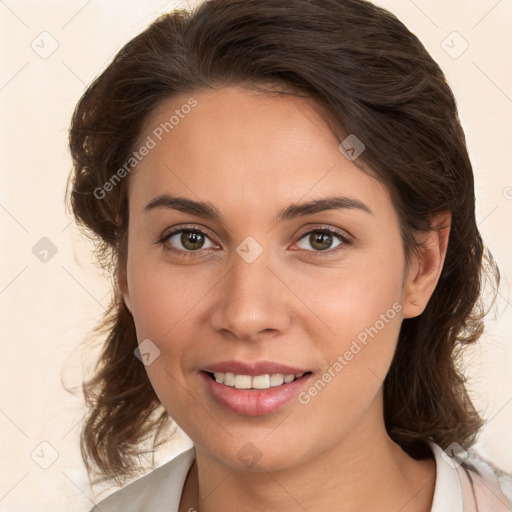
[202,360,310,377]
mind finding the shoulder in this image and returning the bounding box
[90,447,196,512]
[458,448,512,512]
[428,441,512,512]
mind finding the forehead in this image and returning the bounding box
[136,85,345,160]
[127,86,392,220]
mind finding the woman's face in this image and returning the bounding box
[122,86,436,471]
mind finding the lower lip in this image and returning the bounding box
[200,371,312,416]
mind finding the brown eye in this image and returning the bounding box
[309,231,333,251]
[161,228,216,252]
[180,230,205,250]
[295,228,349,253]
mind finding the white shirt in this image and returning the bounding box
[92,441,512,511]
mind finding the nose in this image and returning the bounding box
[209,245,292,342]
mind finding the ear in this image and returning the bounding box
[401,212,451,319]
[118,265,133,315]
[115,213,133,315]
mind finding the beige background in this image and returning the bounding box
[0,0,511,510]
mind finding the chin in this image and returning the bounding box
[201,435,309,473]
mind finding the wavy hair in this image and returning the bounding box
[66,0,500,485]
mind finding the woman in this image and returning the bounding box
[66,0,511,510]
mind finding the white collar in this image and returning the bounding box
[428,440,464,512]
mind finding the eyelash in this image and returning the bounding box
[156,224,352,259]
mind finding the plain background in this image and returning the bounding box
[0,0,511,510]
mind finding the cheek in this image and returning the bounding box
[126,263,201,408]
[128,258,202,340]
[294,293,403,449]
[129,279,172,341]
[290,244,405,343]
[291,243,405,404]
[126,260,217,392]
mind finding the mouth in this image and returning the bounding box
[203,370,311,390]
[200,370,313,416]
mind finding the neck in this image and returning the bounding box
[179,396,436,512]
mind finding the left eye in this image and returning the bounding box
[295,229,348,252]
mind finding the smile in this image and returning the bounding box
[201,371,313,416]
[210,371,306,390]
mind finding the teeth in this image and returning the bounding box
[235,374,252,389]
[270,374,285,386]
[223,372,235,386]
[213,372,303,389]
[252,374,270,389]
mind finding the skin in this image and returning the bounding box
[121,85,451,511]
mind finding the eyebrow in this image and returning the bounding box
[143,194,373,223]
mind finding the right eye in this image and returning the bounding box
[158,227,218,256]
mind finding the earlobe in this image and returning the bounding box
[123,293,133,315]
[402,212,451,319]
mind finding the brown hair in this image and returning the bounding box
[66,0,500,485]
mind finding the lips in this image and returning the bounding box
[199,360,313,416]
[202,359,309,376]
